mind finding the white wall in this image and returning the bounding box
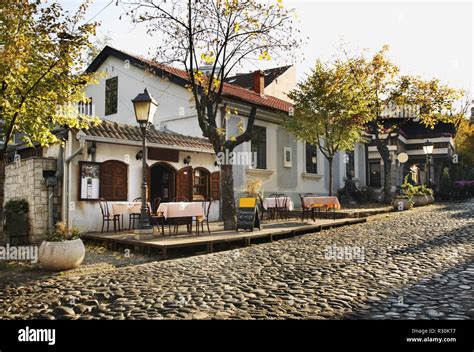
[86,56,197,130]
[85,56,367,210]
[65,136,219,233]
[264,66,296,103]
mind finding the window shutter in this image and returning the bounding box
[100,160,128,201]
[176,166,193,201]
[210,171,220,201]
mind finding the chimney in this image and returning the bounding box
[253,70,265,95]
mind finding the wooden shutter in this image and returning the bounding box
[210,171,220,201]
[100,160,128,201]
[176,166,192,201]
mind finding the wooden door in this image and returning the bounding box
[210,171,220,200]
[176,166,192,201]
[100,160,128,201]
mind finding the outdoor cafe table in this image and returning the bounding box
[111,202,151,229]
[262,197,295,211]
[303,196,341,209]
[157,202,205,235]
[157,202,204,220]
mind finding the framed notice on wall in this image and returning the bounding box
[79,162,101,201]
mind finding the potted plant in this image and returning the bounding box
[4,199,29,245]
[420,185,435,204]
[393,175,414,211]
[38,222,85,271]
[392,195,413,211]
[412,186,429,207]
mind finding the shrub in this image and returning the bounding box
[400,175,416,198]
[46,222,81,242]
[5,199,29,214]
[439,167,452,195]
[243,179,264,200]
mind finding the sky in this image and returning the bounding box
[61,0,473,94]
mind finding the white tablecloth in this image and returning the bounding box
[157,202,204,220]
[111,202,150,216]
[263,197,295,211]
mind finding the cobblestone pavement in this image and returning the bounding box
[0,201,472,320]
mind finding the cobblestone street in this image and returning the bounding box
[0,201,473,320]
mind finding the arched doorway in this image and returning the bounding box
[150,163,176,203]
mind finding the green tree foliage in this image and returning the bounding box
[126,0,300,229]
[0,0,100,152]
[0,0,100,236]
[345,46,465,202]
[284,59,370,195]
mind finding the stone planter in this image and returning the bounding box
[393,198,412,211]
[412,195,429,207]
[426,195,435,204]
[39,239,85,271]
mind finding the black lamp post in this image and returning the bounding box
[132,88,158,231]
[423,139,434,186]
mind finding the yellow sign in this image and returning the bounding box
[239,198,257,208]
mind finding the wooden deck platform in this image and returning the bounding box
[82,217,367,259]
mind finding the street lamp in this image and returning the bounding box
[132,88,158,233]
[423,140,434,186]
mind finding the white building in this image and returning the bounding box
[4,46,368,238]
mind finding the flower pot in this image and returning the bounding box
[39,239,85,271]
[426,195,435,204]
[412,195,429,207]
[393,198,412,211]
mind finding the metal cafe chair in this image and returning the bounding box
[98,198,121,233]
[171,197,192,234]
[275,194,290,220]
[195,200,212,235]
[306,193,326,220]
[300,193,315,221]
[149,197,165,235]
[267,193,279,220]
[129,197,142,230]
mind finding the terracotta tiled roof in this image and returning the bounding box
[88,46,293,114]
[82,120,214,153]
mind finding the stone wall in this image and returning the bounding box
[4,157,61,244]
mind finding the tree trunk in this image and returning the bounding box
[328,157,333,196]
[220,163,236,230]
[382,157,392,203]
[0,160,5,245]
[376,142,393,203]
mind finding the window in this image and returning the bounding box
[193,168,210,200]
[369,162,381,187]
[305,143,318,174]
[251,126,267,169]
[105,77,118,116]
[100,160,128,201]
[346,150,355,178]
[283,147,292,168]
[78,98,93,116]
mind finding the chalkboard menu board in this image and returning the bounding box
[236,198,261,232]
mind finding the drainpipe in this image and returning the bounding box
[65,131,86,228]
[53,145,64,232]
